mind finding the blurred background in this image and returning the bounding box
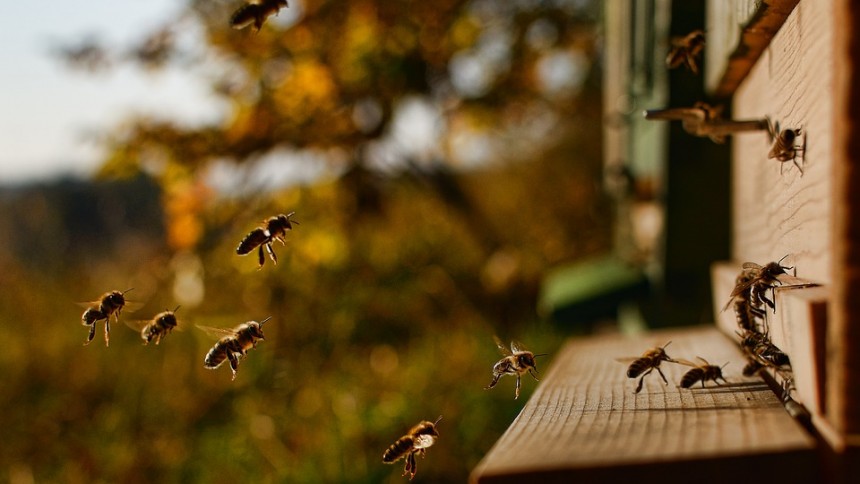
[0,0,726,482]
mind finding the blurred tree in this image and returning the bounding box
[13,0,613,482]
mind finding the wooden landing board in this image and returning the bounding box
[470,326,816,483]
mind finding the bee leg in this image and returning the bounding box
[85,323,96,345]
[265,242,278,265]
[228,352,240,380]
[635,368,652,394]
[406,451,418,480]
[257,246,265,268]
[529,368,540,382]
[104,318,110,347]
[484,373,501,390]
[656,366,668,385]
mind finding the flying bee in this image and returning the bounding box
[666,29,705,74]
[199,317,270,380]
[617,341,676,394]
[485,337,547,399]
[382,416,442,481]
[78,288,134,347]
[127,306,181,345]
[230,0,289,32]
[767,119,805,174]
[677,357,728,389]
[722,256,793,315]
[236,212,299,269]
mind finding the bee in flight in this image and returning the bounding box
[722,256,793,316]
[236,212,299,269]
[127,306,181,345]
[230,0,289,32]
[767,119,805,175]
[666,29,705,74]
[485,338,547,399]
[617,341,676,394]
[199,317,271,380]
[677,357,728,389]
[78,288,134,347]
[382,416,441,481]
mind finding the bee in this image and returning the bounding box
[739,331,790,368]
[677,357,728,389]
[644,102,767,144]
[722,256,793,316]
[767,119,805,174]
[666,29,705,74]
[382,416,442,481]
[484,338,547,399]
[236,212,299,268]
[128,306,181,345]
[78,288,134,347]
[617,341,676,394]
[199,317,271,380]
[230,0,289,32]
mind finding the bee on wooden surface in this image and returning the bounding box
[722,256,793,315]
[677,357,728,389]
[382,416,442,481]
[741,331,790,367]
[128,306,181,345]
[199,317,270,380]
[485,338,547,399]
[666,29,705,74]
[230,0,289,32]
[730,269,767,333]
[236,212,299,269]
[78,288,134,347]
[767,119,805,175]
[617,341,676,394]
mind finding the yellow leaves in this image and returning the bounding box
[273,58,337,123]
[164,180,211,251]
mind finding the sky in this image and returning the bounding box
[0,0,219,184]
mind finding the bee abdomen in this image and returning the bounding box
[237,229,269,255]
[626,359,647,378]
[204,345,228,369]
[680,368,705,388]
[383,436,414,463]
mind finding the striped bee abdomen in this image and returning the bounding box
[204,343,228,369]
[382,436,414,463]
[236,228,269,255]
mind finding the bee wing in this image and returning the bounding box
[195,324,236,339]
[76,301,100,309]
[741,262,763,271]
[123,301,145,313]
[674,358,698,367]
[124,319,150,332]
[614,357,638,364]
[493,336,512,356]
[510,340,529,354]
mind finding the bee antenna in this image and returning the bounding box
[662,341,672,349]
[173,305,181,313]
[533,353,549,358]
[721,362,730,369]
[259,316,272,326]
[433,415,443,426]
[123,287,135,294]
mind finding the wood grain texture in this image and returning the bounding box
[731,0,833,284]
[470,326,816,483]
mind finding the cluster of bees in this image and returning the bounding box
[78,209,549,480]
[661,30,806,173]
[619,258,796,395]
[723,258,794,382]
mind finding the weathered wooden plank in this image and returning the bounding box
[705,0,800,98]
[470,326,816,483]
[731,0,833,285]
